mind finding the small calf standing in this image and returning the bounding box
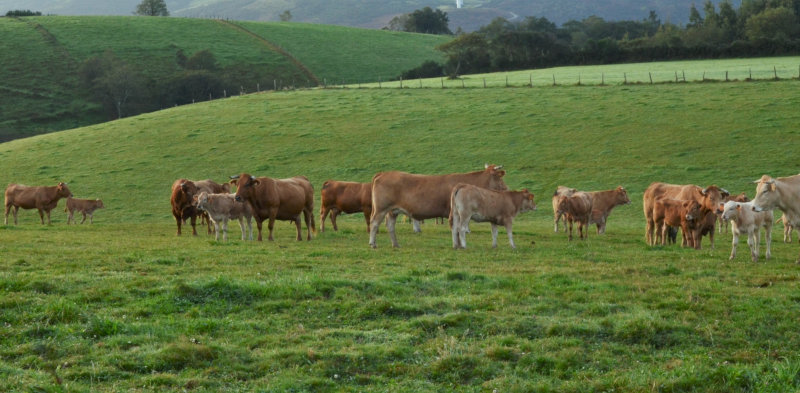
[777,214,797,243]
[721,201,773,262]
[65,197,104,224]
[552,186,577,232]
[194,191,253,241]
[555,193,592,241]
[652,197,702,246]
[450,184,536,249]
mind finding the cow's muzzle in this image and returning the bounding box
[234,195,243,202]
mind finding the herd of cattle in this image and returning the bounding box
[4,166,800,262]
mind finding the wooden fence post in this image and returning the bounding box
[505,75,508,87]
[725,71,729,82]
[552,74,556,86]
[441,78,444,89]
[774,66,778,80]
[399,77,403,89]
[529,74,532,87]
[649,72,653,84]
[601,73,605,85]
[623,72,627,84]
[483,78,486,88]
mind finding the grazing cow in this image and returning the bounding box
[170,179,229,236]
[194,191,253,241]
[369,164,508,248]
[231,173,315,241]
[651,197,702,246]
[555,192,593,241]
[751,174,800,263]
[450,184,536,249]
[777,214,797,243]
[320,180,373,232]
[552,186,577,232]
[65,197,104,224]
[5,182,73,225]
[717,192,749,234]
[643,182,729,246]
[721,200,773,262]
[587,186,631,234]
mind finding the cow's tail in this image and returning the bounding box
[449,184,464,230]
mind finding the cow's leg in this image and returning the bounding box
[80,212,87,224]
[89,212,94,224]
[206,213,213,235]
[451,212,461,249]
[329,209,338,231]
[320,206,329,232]
[412,219,421,233]
[458,215,468,249]
[730,230,739,260]
[213,220,221,241]
[38,209,45,224]
[255,217,264,241]
[12,206,19,225]
[386,213,400,248]
[579,221,587,240]
[190,214,198,236]
[765,225,772,260]
[174,212,183,235]
[748,231,757,262]
[3,204,9,225]
[507,223,517,249]
[784,224,790,243]
[568,219,574,241]
[368,209,388,248]
[222,219,229,242]
[645,218,653,245]
[554,212,560,233]
[304,209,313,240]
[491,224,499,248]
[293,216,302,241]
[363,206,372,234]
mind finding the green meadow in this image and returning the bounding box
[1,79,800,391]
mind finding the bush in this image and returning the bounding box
[401,60,444,80]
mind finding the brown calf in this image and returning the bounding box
[450,184,536,249]
[555,192,592,241]
[652,197,702,246]
[643,182,728,246]
[65,197,105,224]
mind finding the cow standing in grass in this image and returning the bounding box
[170,179,229,236]
[194,191,253,241]
[232,173,315,241]
[65,197,105,224]
[552,186,577,232]
[450,184,536,249]
[720,200,773,262]
[643,182,729,246]
[5,182,73,225]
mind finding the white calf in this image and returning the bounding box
[721,201,773,262]
[194,192,253,241]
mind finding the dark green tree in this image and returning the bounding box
[405,7,452,35]
[135,0,169,16]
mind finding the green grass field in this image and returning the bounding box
[1,78,800,391]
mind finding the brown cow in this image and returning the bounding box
[586,186,631,234]
[320,180,372,232]
[5,182,73,225]
[170,179,229,236]
[232,173,315,241]
[65,197,105,224]
[643,182,729,246]
[555,192,592,241]
[552,186,577,232]
[450,184,536,249]
[368,164,508,248]
[652,197,702,246]
[686,210,717,250]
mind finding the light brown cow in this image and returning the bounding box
[194,191,253,241]
[751,174,800,262]
[777,214,797,243]
[450,184,536,249]
[369,164,508,248]
[232,173,316,241]
[320,180,372,232]
[586,186,631,234]
[652,197,702,246]
[555,192,592,241]
[65,197,105,224]
[170,179,229,236]
[5,182,73,225]
[721,200,773,262]
[552,186,577,232]
[643,182,729,246]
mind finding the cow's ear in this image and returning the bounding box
[229,179,238,186]
[180,182,188,191]
[736,204,741,211]
[251,179,260,186]
[484,163,489,169]
[497,170,506,177]
[770,183,776,192]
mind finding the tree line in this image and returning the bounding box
[403,0,800,78]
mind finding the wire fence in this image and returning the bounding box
[310,63,800,89]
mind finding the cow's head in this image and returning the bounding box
[179,180,198,198]
[521,189,536,212]
[483,164,508,191]
[96,199,105,209]
[221,182,232,193]
[56,182,73,198]
[555,195,570,215]
[721,201,742,221]
[194,192,210,211]
[616,186,631,205]
[732,192,749,203]
[232,174,259,202]
[752,175,778,212]
[698,185,729,212]
[684,200,702,221]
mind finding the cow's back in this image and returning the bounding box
[644,183,697,217]
[5,184,43,208]
[372,171,485,220]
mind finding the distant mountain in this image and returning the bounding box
[2,0,739,31]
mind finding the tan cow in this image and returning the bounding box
[721,200,773,262]
[170,179,229,236]
[652,197,702,246]
[320,180,372,232]
[65,197,105,224]
[232,173,315,241]
[194,191,253,241]
[5,182,73,225]
[643,182,729,246]
[369,164,508,248]
[777,214,797,243]
[450,184,536,249]
[586,186,631,234]
[751,174,800,262]
[555,192,592,241]
[717,192,749,234]
[552,186,577,232]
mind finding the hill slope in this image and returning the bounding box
[0,16,446,140]
[0,79,795,224]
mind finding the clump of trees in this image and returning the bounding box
[135,0,169,16]
[387,7,452,35]
[426,0,800,77]
[6,10,42,16]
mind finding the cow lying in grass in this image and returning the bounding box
[450,183,536,249]
[720,200,773,262]
[194,191,253,241]
[65,197,104,224]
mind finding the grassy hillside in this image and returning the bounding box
[1,79,800,391]
[0,16,445,139]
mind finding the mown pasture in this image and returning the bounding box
[1,80,800,392]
